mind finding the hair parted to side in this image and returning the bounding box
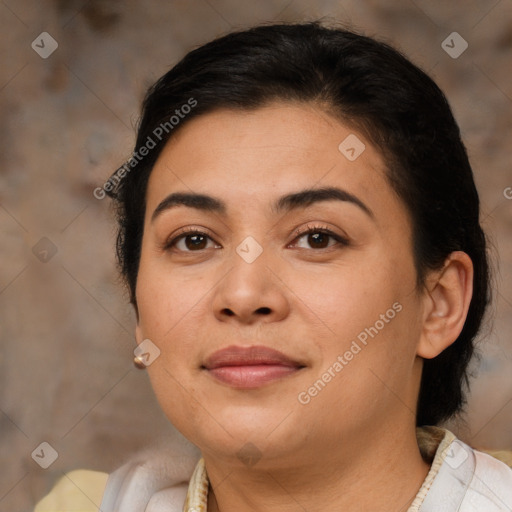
[105,21,490,427]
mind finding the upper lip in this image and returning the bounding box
[203,345,304,369]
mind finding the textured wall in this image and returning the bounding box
[0,1,511,510]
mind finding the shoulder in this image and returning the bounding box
[480,448,512,469]
[468,446,512,507]
[34,439,201,512]
[441,438,512,510]
[34,470,108,512]
[415,427,512,511]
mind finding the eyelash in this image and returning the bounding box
[164,224,349,252]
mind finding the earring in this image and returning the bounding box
[133,356,146,369]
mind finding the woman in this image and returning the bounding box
[36,21,512,511]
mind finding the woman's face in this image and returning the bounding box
[135,102,426,468]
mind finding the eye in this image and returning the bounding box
[164,224,349,253]
[164,229,221,252]
[290,224,349,250]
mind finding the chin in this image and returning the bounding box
[172,403,300,452]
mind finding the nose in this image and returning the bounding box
[211,248,290,325]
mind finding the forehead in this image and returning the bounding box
[145,102,402,223]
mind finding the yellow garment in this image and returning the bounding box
[34,429,512,511]
[34,470,108,512]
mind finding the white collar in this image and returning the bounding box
[100,429,512,511]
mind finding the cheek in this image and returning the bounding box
[135,266,207,428]
[296,250,420,378]
[136,257,206,340]
[291,262,404,339]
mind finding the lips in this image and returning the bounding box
[202,345,305,389]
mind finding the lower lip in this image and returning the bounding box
[206,364,301,388]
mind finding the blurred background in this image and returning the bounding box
[0,0,511,510]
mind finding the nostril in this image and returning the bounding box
[257,307,271,315]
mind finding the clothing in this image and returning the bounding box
[33,470,108,511]
[34,427,512,512]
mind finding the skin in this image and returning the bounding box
[135,102,473,512]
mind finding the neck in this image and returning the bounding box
[205,423,431,512]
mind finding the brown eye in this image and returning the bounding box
[310,232,332,248]
[291,225,349,250]
[165,230,220,252]
[182,233,208,250]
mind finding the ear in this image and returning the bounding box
[417,251,474,359]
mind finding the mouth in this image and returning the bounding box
[202,345,306,389]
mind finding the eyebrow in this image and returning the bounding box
[151,186,374,222]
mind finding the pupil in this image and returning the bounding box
[309,233,328,248]
[186,235,206,250]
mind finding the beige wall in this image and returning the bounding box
[1,1,511,510]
